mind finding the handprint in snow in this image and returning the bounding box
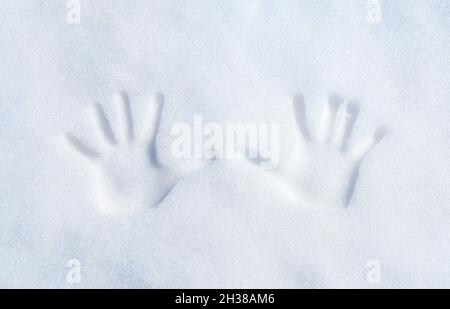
[65,91,206,216]
[273,94,386,207]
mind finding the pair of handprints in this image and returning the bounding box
[66,91,385,215]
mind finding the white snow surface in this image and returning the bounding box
[1,0,450,288]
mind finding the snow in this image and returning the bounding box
[1,0,450,288]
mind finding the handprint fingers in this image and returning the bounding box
[332,101,359,150]
[140,93,164,145]
[92,103,117,145]
[318,94,340,144]
[348,127,386,163]
[67,91,165,161]
[65,133,100,160]
[292,94,311,142]
[114,91,134,143]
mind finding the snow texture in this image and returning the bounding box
[1,0,450,288]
